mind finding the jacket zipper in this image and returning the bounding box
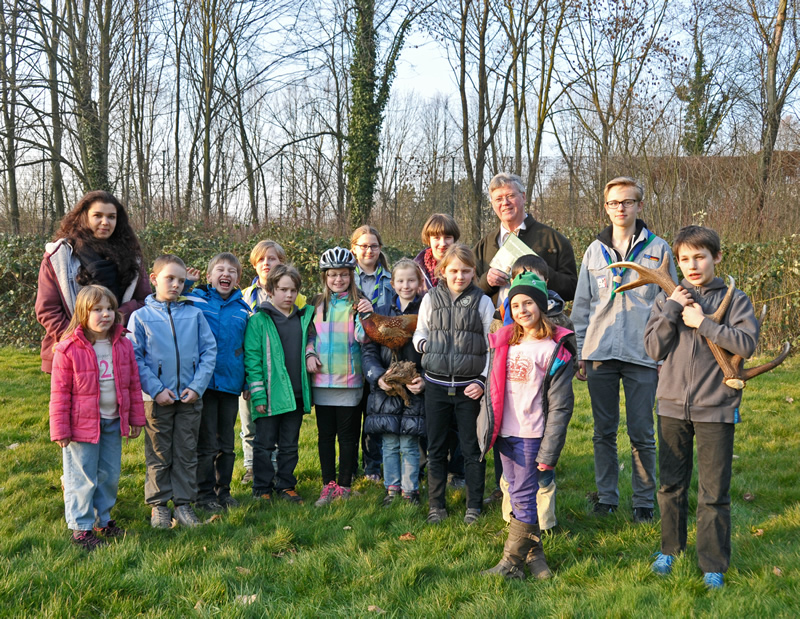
[167,302,181,397]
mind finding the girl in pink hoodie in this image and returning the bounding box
[50,285,145,551]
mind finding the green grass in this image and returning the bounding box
[1,347,798,617]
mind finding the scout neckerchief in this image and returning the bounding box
[357,264,386,302]
[600,228,656,297]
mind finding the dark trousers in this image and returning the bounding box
[424,382,485,510]
[144,399,202,507]
[586,359,657,508]
[316,404,360,488]
[253,406,304,495]
[196,389,238,503]
[658,415,735,573]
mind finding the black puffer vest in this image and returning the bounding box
[422,282,487,379]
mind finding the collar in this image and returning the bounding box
[498,218,528,246]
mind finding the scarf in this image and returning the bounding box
[423,248,439,288]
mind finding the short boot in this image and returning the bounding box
[480,517,535,580]
[525,523,552,580]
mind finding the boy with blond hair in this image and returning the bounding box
[188,252,251,512]
[129,254,216,528]
[571,177,677,523]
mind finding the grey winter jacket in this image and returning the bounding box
[571,223,678,368]
[644,277,759,423]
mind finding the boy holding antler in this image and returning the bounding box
[571,177,678,523]
[644,225,759,590]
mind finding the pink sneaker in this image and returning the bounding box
[315,481,339,507]
[335,486,352,501]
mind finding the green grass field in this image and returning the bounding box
[1,348,798,617]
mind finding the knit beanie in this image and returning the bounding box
[508,271,548,314]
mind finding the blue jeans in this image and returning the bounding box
[497,435,542,525]
[62,418,122,531]
[382,434,420,493]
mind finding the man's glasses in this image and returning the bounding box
[605,199,639,210]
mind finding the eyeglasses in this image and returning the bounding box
[326,273,350,280]
[353,244,380,252]
[605,199,639,210]
[492,193,520,205]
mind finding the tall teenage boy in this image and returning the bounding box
[571,177,677,522]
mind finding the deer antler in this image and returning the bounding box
[607,261,791,390]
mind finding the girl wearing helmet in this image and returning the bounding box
[306,247,373,506]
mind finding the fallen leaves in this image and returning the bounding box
[367,605,386,613]
[343,526,353,531]
[6,443,19,450]
[773,566,783,577]
[235,594,257,606]
[743,493,755,502]
[785,396,794,404]
[236,566,251,575]
[398,532,416,541]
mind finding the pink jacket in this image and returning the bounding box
[49,324,146,443]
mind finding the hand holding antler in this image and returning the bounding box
[607,260,791,390]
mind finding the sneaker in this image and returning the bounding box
[94,519,125,538]
[174,504,202,527]
[315,481,339,507]
[447,474,466,489]
[464,508,481,525]
[593,502,618,515]
[336,486,352,501]
[651,553,675,575]
[241,468,254,485]
[256,493,272,503]
[277,489,304,505]
[633,507,654,523]
[71,530,105,551]
[427,507,448,524]
[196,500,224,513]
[364,474,382,483]
[150,505,172,529]
[703,572,724,590]
[402,491,421,505]
[484,488,504,504]
[219,495,240,509]
[382,489,399,507]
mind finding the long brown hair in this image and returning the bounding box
[55,191,144,290]
[316,266,363,321]
[62,285,122,343]
[508,312,555,345]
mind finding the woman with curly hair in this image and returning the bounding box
[35,191,151,373]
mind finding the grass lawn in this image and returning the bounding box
[1,347,798,617]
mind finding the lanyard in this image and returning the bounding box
[358,264,385,302]
[600,230,655,297]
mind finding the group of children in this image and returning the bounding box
[48,178,761,590]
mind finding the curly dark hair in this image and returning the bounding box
[54,190,144,289]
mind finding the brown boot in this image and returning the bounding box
[525,523,553,579]
[480,517,534,580]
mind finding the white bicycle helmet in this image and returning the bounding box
[319,246,356,270]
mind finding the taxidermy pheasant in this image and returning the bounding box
[359,311,420,406]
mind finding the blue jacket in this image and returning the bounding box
[128,294,217,400]
[187,285,251,394]
[354,265,394,308]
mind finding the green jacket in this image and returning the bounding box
[244,305,314,418]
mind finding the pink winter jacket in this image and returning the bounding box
[49,324,146,443]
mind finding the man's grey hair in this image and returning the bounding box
[489,173,525,196]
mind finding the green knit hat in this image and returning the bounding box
[508,271,548,313]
